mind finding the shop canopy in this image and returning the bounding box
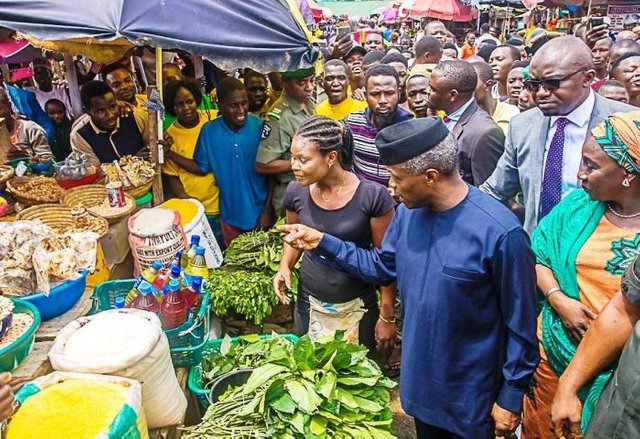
[0,0,319,73]
[378,2,403,21]
[401,0,478,22]
[306,0,334,23]
[0,38,43,63]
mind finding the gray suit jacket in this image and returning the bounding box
[452,100,506,186]
[480,93,633,234]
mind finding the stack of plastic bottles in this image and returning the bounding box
[123,235,209,330]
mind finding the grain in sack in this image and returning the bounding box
[48,308,187,428]
[7,371,148,439]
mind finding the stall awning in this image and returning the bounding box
[0,0,318,73]
[401,0,478,22]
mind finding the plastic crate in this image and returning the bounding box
[187,333,299,410]
[0,299,41,372]
[89,279,210,368]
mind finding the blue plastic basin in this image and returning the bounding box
[20,271,87,321]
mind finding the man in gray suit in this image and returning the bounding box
[427,60,505,186]
[481,37,633,234]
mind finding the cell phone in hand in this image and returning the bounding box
[336,26,351,40]
[588,16,610,29]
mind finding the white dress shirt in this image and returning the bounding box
[543,90,595,196]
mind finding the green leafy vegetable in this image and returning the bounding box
[183,333,397,438]
[206,223,300,325]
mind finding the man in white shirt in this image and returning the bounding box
[28,60,73,118]
[475,23,501,50]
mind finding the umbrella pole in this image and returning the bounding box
[63,54,82,121]
[148,47,164,206]
[0,118,10,164]
[586,0,593,18]
[148,83,163,206]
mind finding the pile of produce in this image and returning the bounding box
[207,225,298,325]
[7,176,63,204]
[201,334,296,384]
[184,333,396,439]
[0,296,33,349]
[101,156,155,188]
[0,221,97,295]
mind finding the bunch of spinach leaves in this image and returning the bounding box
[185,333,397,438]
[206,222,299,325]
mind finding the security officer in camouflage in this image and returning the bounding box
[255,67,315,211]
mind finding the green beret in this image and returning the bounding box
[282,67,315,79]
[375,117,449,166]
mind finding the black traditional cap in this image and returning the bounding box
[375,117,449,165]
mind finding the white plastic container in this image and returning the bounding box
[159,198,223,269]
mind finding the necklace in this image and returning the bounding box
[607,204,640,219]
[316,175,346,203]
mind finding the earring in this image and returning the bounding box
[328,162,333,169]
[622,178,630,188]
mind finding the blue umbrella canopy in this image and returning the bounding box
[0,0,319,72]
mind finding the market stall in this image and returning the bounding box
[0,3,405,437]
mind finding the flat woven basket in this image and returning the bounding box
[61,184,136,225]
[95,176,153,200]
[125,179,153,199]
[16,204,109,239]
[6,177,63,206]
[0,166,15,192]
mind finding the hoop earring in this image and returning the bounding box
[622,178,631,188]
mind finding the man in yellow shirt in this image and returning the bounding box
[316,60,367,120]
[471,61,519,134]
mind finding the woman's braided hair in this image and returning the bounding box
[294,116,354,170]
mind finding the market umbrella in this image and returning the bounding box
[0,38,43,63]
[401,0,478,22]
[0,0,318,73]
[380,2,402,21]
[306,0,333,23]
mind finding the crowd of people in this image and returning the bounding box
[2,12,640,439]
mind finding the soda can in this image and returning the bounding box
[106,181,125,207]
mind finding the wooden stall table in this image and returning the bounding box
[11,287,197,439]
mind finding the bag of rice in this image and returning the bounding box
[7,371,148,439]
[128,207,188,277]
[48,309,187,428]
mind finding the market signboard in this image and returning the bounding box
[608,4,640,31]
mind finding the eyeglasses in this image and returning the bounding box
[523,69,588,92]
